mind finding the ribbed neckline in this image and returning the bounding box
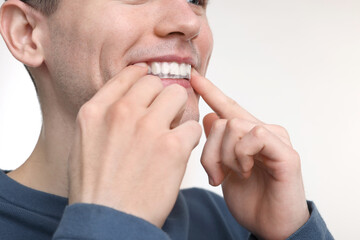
[0,170,68,220]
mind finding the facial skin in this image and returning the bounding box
[1,0,313,237]
[41,0,213,124]
[0,0,214,217]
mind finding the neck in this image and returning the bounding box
[8,109,75,198]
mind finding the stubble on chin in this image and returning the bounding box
[170,107,200,129]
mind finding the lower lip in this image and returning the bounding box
[160,79,192,88]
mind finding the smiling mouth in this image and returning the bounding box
[147,62,192,80]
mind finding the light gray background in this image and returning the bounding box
[1,0,360,238]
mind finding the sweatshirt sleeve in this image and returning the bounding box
[248,201,334,240]
[52,203,171,240]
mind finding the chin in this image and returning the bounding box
[170,107,200,129]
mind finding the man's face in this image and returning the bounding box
[43,0,213,124]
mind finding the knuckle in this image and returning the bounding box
[136,115,154,132]
[269,124,290,138]
[110,101,132,120]
[287,149,301,170]
[212,119,227,132]
[77,102,100,124]
[163,134,182,153]
[251,125,267,138]
[226,118,241,131]
[200,155,209,168]
[234,143,247,160]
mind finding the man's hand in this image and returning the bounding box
[191,70,310,240]
[67,64,202,228]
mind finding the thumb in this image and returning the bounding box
[203,113,220,138]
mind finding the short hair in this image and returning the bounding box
[5,0,59,15]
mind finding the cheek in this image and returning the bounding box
[197,24,214,74]
[44,19,107,113]
[99,29,142,81]
[98,7,151,80]
[47,12,104,82]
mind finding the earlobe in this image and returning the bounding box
[0,1,45,67]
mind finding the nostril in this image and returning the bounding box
[168,31,186,36]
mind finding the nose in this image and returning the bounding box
[154,0,202,41]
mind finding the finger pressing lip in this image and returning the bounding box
[133,62,149,68]
[191,69,258,122]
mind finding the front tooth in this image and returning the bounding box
[170,62,180,75]
[151,62,161,75]
[161,62,170,75]
[180,63,187,76]
[187,64,191,76]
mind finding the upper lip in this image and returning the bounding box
[131,55,199,69]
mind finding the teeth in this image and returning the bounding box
[180,63,189,76]
[161,62,170,75]
[151,62,161,75]
[148,62,191,80]
[170,62,180,75]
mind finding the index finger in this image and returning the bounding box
[190,69,259,122]
[91,63,149,105]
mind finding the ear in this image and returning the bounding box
[0,0,45,67]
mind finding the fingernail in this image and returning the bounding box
[134,62,148,67]
[191,68,200,76]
